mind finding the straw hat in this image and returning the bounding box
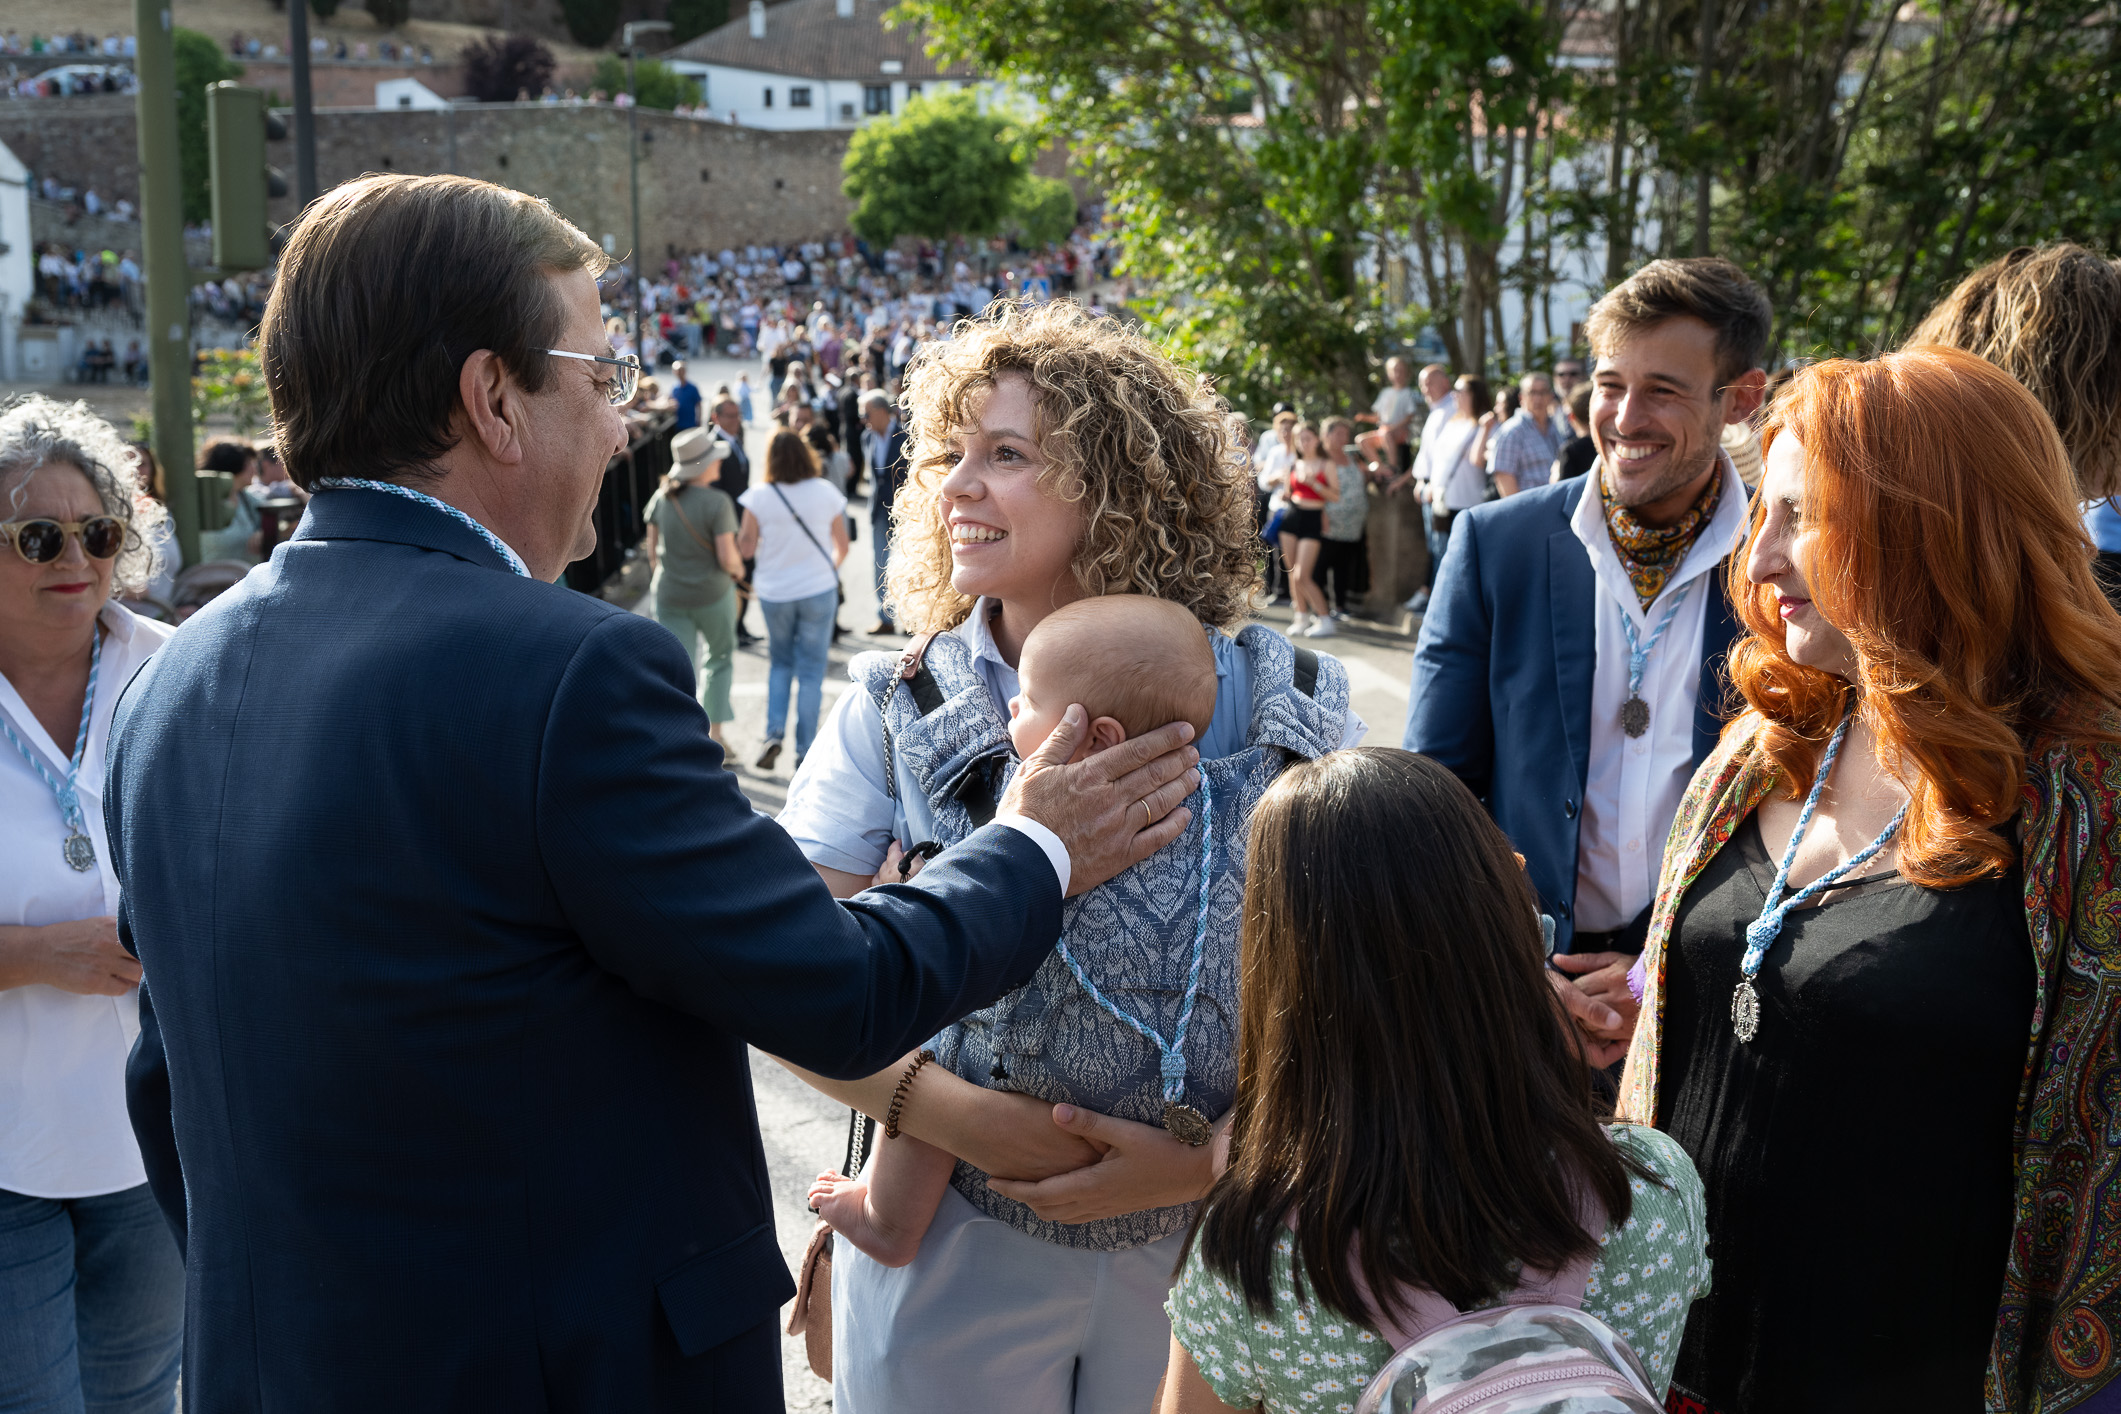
[670,428,732,477]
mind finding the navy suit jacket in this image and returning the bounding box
[1403,476,1741,952]
[106,487,1062,1412]
[863,420,910,524]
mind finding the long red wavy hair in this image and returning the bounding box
[1729,344,2121,887]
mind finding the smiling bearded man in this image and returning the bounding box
[1405,256,1771,1068]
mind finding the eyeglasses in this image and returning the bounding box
[3,516,128,565]
[545,348,641,406]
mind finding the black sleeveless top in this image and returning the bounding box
[1657,813,2033,1413]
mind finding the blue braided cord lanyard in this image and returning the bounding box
[2,625,102,870]
[313,478,533,578]
[1051,773,1215,1108]
[1620,579,1694,702]
[1735,707,1908,1039]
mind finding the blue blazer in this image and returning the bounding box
[106,488,1062,1412]
[1402,476,1741,952]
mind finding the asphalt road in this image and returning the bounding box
[623,352,1419,1409]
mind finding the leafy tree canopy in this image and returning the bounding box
[559,0,620,48]
[840,89,1032,246]
[1009,173,1076,248]
[669,0,730,44]
[173,28,243,227]
[591,55,701,110]
[462,33,557,103]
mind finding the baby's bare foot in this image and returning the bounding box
[807,1171,921,1268]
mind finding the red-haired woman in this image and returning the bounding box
[1616,346,2121,1414]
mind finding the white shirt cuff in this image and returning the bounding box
[994,814,1071,898]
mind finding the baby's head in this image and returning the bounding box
[1008,596,1219,763]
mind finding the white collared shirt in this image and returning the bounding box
[1568,456,1750,934]
[1,602,173,1198]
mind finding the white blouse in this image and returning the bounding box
[1,602,173,1198]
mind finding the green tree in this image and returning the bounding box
[365,0,412,28]
[1008,174,1076,248]
[591,55,701,109]
[840,89,1031,247]
[669,0,730,44]
[308,0,341,17]
[559,0,621,47]
[173,28,243,227]
[900,0,1522,408]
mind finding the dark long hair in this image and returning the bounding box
[1185,748,1636,1324]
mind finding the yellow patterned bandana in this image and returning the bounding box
[1601,462,1724,606]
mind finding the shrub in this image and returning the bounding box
[462,33,557,102]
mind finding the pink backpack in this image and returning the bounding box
[1347,1199,1663,1414]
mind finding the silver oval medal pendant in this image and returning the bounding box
[1731,979,1761,1043]
[63,830,96,872]
[1162,1101,1213,1147]
[1621,696,1651,738]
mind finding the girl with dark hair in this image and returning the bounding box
[1158,748,1709,1413]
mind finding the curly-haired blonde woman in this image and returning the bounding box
[778,300,1366,1413]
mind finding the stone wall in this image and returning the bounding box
[239,59,473,108]
[3,97,1083,264]
[3,98,865,256]
[266,104,861,255]
[0,96,140,211]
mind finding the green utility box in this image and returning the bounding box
[207,82,288,272]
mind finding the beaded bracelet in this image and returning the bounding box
[884,1049,936,1140]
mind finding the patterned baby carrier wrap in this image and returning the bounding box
[852,619,1350,1251]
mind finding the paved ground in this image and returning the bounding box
[620,353,1419,1410]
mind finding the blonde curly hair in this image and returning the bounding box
[885,300,1261,633]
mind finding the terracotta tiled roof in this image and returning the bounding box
[664,0,977,81]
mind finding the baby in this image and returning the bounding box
[807,594,1220,1265]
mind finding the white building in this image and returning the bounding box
[375,77,450,110]
[0,141,32,382]
[662,0,993,131]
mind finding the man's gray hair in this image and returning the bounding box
[1519,373,1554,394]
[858,390,895,416]
[0,395,165,595]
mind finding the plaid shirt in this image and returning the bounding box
[1485,409,1571,490]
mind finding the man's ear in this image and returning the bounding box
[1724,367,1768,426]
[1069,715,1129,763]
[457,349,526,466]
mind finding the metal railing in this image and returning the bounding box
[564,412,675,593]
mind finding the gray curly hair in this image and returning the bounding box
[0,395,167,595]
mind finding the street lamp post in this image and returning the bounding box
[621,20,672,355]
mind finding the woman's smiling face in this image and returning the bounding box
[935,373,1086,615]
[1746,432,1859,680]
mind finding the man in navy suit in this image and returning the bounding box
[1406,258,1770,1065]
[103,174,1200,1413]
[860,389,912,634]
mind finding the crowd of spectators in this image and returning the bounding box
[30,242,141,320]
[226,32,436,64]
[1,31,133,58]
[610,227,1118,373]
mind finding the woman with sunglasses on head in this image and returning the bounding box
[0,395,184,1412]
[1615,348,2121,1413]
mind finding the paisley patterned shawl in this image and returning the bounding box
[1617,716,2121,1414]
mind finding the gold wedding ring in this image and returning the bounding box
[1140,799,1153,829]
